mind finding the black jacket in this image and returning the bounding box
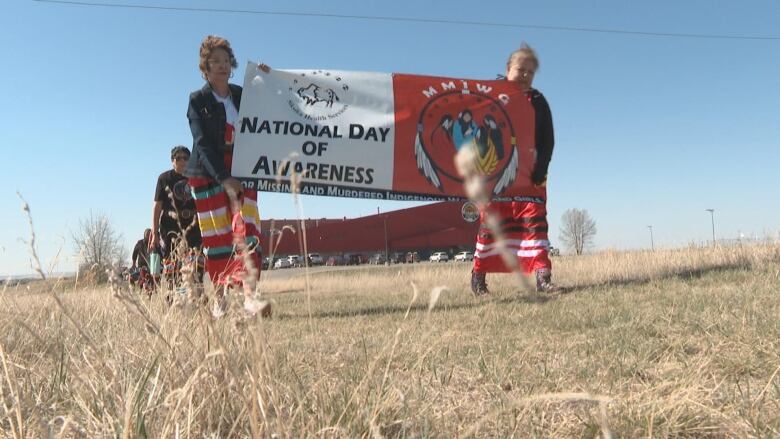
[184,82,243,182]
[528,88,555,185]
[132,239,149,268]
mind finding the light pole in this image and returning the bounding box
[383,215,389,265]
[705,208,716,245]
[647,225,654,251]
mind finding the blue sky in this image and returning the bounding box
[1,0,779,276]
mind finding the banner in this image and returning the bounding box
[233,62,544,202]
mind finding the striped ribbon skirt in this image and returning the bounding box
[188,176,262,286]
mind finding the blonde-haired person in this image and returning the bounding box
[471,43,559,295]
[184,35,266,290]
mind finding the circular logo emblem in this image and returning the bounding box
[461,201,480,223]
[172,179,193,203]
[180,208,195,221]
[288,70,350,120]
[413,90,520,196]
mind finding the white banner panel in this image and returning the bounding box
[233,63,395,196]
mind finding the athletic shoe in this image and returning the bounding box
[535,269,560,293]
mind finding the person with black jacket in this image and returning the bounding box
[184,35,265,289]
[471,43,560,295]
[132,228,152,270]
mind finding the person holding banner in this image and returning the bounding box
[471,43,560,296]
[184,35,264,291]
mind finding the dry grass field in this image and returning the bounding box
[1,243,779,438]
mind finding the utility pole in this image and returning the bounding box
[705,209,716,245]
[647,225,654,251]
[383,215,389,265]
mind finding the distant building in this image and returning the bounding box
[260,201,480,258]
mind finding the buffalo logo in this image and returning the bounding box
[297,83,340,108]
[288,70,350,119]
[461,201,480,223]
[414,90,519,196]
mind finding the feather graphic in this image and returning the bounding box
[414,131,443,191]
[492,147,518,196]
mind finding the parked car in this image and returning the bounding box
[549,246,561,257]
[325,255,344,266]
[405,252,420,263]
[262,257,271,269]
[273,258,291,269]
[307,253,324,265]
[369,253,386,265]
[454,251,474,262]
[389,252,405,264]
[345,253,363,265]
[287,255,303,267]
[429,252,449,262]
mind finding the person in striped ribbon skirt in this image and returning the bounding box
[184,35,264,290]
[471,43,560,296]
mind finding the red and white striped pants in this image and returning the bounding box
[472,200,552,274]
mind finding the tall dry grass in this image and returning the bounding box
[1,242,779,437]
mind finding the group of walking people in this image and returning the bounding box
[136,35,558,299]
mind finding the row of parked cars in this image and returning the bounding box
[265,250,479,268]
[326,251,474,265]
[266,246,559,269]
[430,251,476,262]
[263,253,325,269]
